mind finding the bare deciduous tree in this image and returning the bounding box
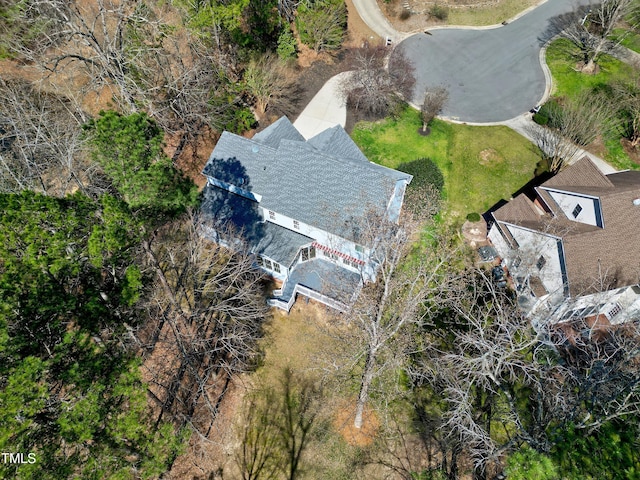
[410,270,543,480]
[243,53,296,121]
[0,78,100,196]
[551,0,640,73]
[9,0,246,145]
[612,77,640,149]
[525,122,582,173]
[409,263,640,479]
[139,213,270,438]
[421,86,448,132]
[277,0,301,22]
[329,188,441,430]
[527,92,614,172]
[340,42,416,117]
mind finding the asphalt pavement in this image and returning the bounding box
[395,0,591,123]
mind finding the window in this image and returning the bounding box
[607,303,622,319]
[301,246,316,262]
[256,256,263,267]
[273,263,281,273]
[572,204,583,218]
[343,259,359,268]
[293,220,300,230]
[264,258,273,270]
[268,210,275,220]
[536,255,546,270]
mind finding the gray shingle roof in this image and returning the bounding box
[307,125,370,164]
[253,116,305,149]
[253,222,313,266]
[277,258,361,304]
[200,185,312,266]
[202,117,411,243]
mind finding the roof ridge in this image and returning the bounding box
[542,156,614,190]
[277,138,412,180]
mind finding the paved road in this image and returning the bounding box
[395,0,590,123]
[351,0,400,42]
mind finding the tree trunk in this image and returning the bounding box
[581,58,598,74]
[354,350,376,429]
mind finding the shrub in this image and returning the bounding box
[532,112,549,125]
[538,99,564,129]
[397,157,444,215]
[399,8,412,20]
[276,29,297,60]
[429,4,449,21]
[466,212,481,222]
[398,157,445,193]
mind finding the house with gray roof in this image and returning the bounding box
[488,157,640,331]
[201,117,412,311]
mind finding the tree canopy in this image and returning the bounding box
[84,111,198,215]
[0,190,184,479]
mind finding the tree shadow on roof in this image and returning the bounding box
[201,157,264,247]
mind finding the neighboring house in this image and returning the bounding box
[200,117,412,312]
[488,157,640,331]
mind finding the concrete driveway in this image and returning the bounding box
[395,0,590,123]
[293,71,350,139]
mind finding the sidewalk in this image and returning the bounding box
[505,115,618,174]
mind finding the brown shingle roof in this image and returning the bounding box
[493,194,542,224]
[543,156,613,190]
[492,158,640,296]
[562,187,640,294]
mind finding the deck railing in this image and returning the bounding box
[268,283,349,313]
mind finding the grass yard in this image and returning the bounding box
[446,0,539,26]
[545,39,640,170]
[613,28,640,54]
[351,108,541,223]
[545,39,636,98]
[248,304,376,479]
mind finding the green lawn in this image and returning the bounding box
[545,39,639,170]
[613,28,640,54]
[446,0,538,26]
[351,108,541,223]
[545,38,636,98]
